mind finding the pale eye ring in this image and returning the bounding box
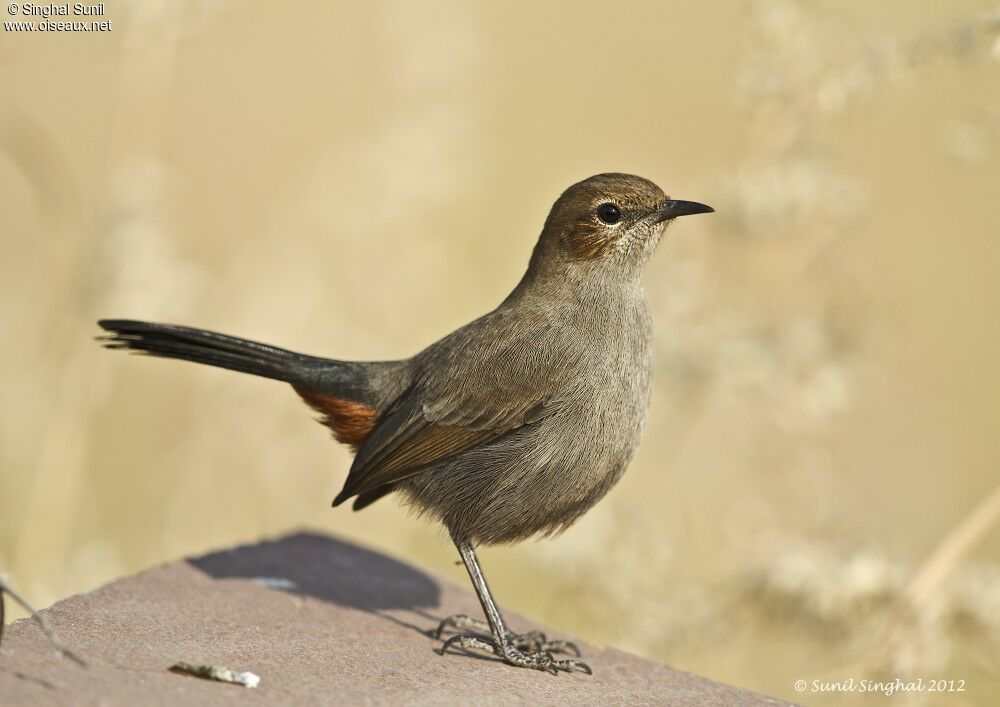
[596,202,622,225]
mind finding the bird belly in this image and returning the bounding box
[399,387,649,545]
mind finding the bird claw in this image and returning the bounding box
[515,630,582,658]
[434,614,581,657]
[438,632,591,675]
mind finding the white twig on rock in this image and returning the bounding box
[170,661,261,688]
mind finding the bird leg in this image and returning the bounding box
[436,533,591,675]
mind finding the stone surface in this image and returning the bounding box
[0,531,790,705]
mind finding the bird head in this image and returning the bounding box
[531,173,712,284]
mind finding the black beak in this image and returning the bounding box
[653,199,714,223]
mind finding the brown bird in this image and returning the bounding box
[98,173,713,674]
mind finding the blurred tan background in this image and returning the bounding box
[2,0,999,703]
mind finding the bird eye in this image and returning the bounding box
[596,202,622,225]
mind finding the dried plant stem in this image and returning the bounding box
[867,483,1000,669]
[0,575,86,667]
[905,483,1000,609]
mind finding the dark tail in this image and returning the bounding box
[97,319,335,387]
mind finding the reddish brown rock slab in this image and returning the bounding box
[0,531,791,706]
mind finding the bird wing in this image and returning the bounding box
[332,310,576,505]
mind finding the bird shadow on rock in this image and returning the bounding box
[188,531,449,641]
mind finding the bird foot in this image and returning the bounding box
[434,614,590,674]
[438,632,591,675]
[433,613,581,656]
